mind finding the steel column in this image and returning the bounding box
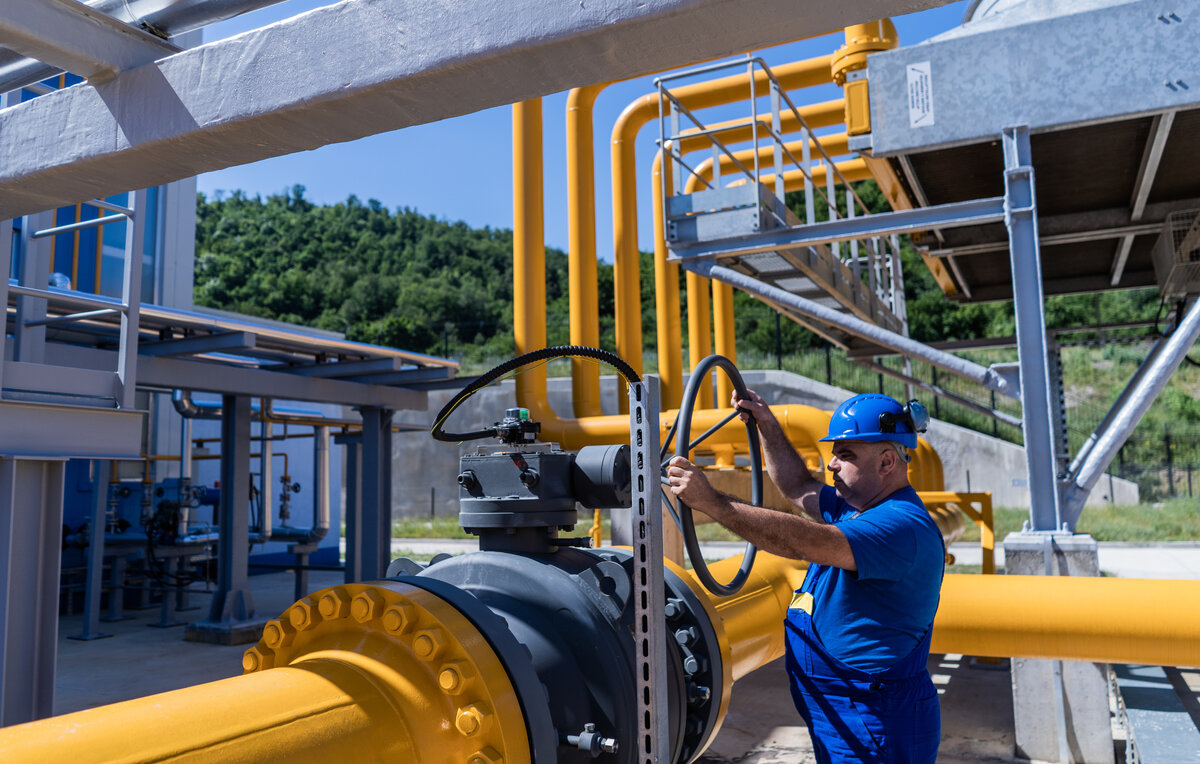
[337,432,364,583]
[187,395,259,643]
[70,460,112,641]
[359,407,393,581]
[0,458,67,725]
[1002,126,1062,532]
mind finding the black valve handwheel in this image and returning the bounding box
[668,354,762,597]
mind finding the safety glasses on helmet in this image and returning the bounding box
[879,400,929,435]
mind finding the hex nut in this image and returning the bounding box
[242,646,271,673]
[262,619,294,649]
[455,703,493,736]
[318,589,351,620]
[438,660,476,694]
[382,602,416,635]
[412,627,445,661]
[288,600,319,631]
[351,590,384,623]
[467,747,503,764]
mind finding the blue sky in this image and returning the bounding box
[198,1,969,257]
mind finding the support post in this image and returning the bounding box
[1004,531,1112,763]
[186,395,263,644]
[14,212,51,366]
[1001,126,1061,531]
[70,460,112,641]
[359,407,393,580]
[336,432,364,583]
[0,458,67,725]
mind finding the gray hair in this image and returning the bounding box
[886,441,912,464]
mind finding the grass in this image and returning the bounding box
[957,499,1200,543]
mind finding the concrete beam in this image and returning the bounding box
[0,0,948,218]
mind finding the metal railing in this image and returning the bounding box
[0,191,147,408]
[655,55,907,330]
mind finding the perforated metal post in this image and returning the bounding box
[629,379,668,763]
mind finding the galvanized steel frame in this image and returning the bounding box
[1001,126,1063,532]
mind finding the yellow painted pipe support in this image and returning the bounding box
[0,581,529,764]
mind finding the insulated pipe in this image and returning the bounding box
[566,85,607,418]
[699,265,1016,399]
[610,55,835,412]
[0,0,288,94]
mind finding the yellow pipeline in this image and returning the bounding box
[7,564,1200,763]
[566,85,606,418]
[935,574,1200,666]
[684,556,1200,673]
[0,581,530,764]
[610,54,836,412]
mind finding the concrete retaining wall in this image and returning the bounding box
[390,370,1137,518]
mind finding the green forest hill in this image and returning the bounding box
[195,184,1200,498]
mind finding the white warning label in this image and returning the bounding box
[907,61,935,128]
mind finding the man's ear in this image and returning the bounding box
[877,444,897,477]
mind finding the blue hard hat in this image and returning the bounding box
[820,394,929,449]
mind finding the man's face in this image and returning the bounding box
[826,440,887,507]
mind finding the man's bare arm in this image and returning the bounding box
[735,389,824,520]
[666,456,856,571]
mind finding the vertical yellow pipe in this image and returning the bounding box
[713,281,737,408]
[513,100,551,416]
[686,271,714,409]
[567,85,606,417]
[651,151,684,410]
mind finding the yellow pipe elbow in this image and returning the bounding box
[832,19,899,135]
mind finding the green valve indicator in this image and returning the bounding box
[517,408,529,420]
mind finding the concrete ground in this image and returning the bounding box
[50,541,1200,761]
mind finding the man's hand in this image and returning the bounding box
[732,388,777,430]
[666,456,724,516]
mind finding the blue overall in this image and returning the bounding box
[784,561,941,763]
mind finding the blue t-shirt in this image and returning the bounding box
[807,485,945,671]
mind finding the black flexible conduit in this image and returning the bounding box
[431,346,640,443]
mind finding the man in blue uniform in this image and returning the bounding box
[666,391,944,763]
